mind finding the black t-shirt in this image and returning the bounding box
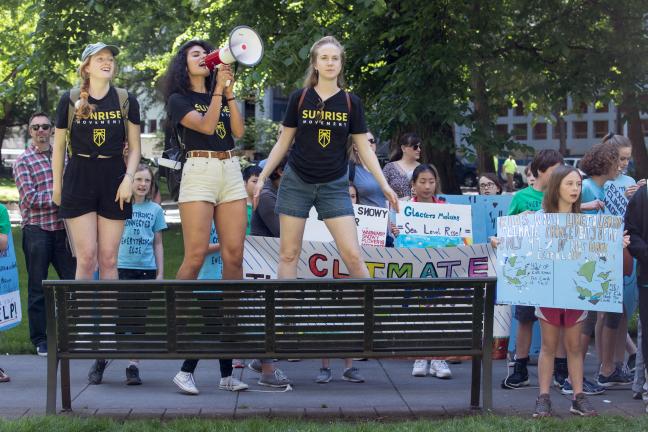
[56,86,141,157]
[283,88,367,184]
[167,91,234,152]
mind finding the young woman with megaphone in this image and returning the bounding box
[254,35,399,384]
[162,40,252,395]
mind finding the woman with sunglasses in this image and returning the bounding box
[254,35,398,383]
[349,131,388,208]
[382,133,421,199]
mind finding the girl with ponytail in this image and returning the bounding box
[52,42,142,385]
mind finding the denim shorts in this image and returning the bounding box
[275,164,354,219]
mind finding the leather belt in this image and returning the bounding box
[186,150,238,160]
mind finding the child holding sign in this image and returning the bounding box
[88,164,167,386]
[532,165,629,417]
[0,203,11,383]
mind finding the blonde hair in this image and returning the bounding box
[74,54,118,120]
[303,36,346,89]
[134,163,156,201]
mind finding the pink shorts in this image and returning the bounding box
[535,307,588,328]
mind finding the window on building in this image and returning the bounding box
[595,102,609,113]
[495,124,508,137]
[513,100,525,116]
[244,100,255,120]
[532,123,547,140]
[573,121,588,139]
[512,123,527,140]
[593,120,608,138]
[496,105,509,117]
[140,123,145,134]
[642,119,648,137]
[148,119,157,134]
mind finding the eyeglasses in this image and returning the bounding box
[479,182,497,190]
[368,138,376,144]
[30,124,51,131]
[315,99,325,123]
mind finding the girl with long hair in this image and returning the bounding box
[162,40,249,393]
[52,43,141,384]
[254,36,398,384]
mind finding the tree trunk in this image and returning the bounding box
[621,93,648,179]
[472,69,495,173]
[553,112,568,156]
[38,80,48,111]
[419,122,461,194]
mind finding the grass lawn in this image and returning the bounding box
[0,224,184,354]
[2,415,648,431]
[0,177,19,202]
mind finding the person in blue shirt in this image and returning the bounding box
[87,164,167,386]
[579,141,633,390]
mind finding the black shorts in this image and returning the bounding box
[59,156,132,220]
[514,305,538,323]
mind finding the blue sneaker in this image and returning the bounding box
[561,378,605,395]
[597,367,633,387]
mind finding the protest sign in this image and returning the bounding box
[303,204,389,247]
[0,232,21,331]
[243,236,495,280]
[496,213,624,312]
[439,194,512,243]
[604,182,630,217]
[394,201,472,248]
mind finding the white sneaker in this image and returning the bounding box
[173,371,199,395]
[430,360,452,379]
[219,376,249,392]
[412,359,428,377]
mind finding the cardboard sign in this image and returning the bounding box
[0,232,21,331]
[394,202,472,248]
[496,213,624,312]
[243,236,495,280]
[303,204,389,247]
[439,194,513,244]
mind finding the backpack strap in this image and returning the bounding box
[115,87,130,143]
[345,92,351,113]
[348,160,356,183]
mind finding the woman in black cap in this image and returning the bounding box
[52,42,141,384]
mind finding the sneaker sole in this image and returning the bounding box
[532,412,551,418]
[412,371,427,377]
[342,376,364,383]
[569,407,597,417]
[37,352,47,357]
[126,379,142,386]
[258,381,290,388]
[501,379,530,389]
[434,373,452,379]
[596,380,632,388]
[219,385,248,391]
[173,378,199,395]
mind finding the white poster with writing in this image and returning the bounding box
[303,204,389,247]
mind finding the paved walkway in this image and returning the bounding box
[0,353,645,419]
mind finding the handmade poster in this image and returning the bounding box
[439,194,513,244]
[303,204,389,247]
[0,232,21,331]
[243,236,495,280]
[604,182,630,217]
[496,213,624,312]
[394,202,472,248]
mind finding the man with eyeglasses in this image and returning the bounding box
[13,112,76,357]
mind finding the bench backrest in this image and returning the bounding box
[44,278,496,359]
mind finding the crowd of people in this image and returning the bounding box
[2,36,648,420]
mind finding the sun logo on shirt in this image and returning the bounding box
[93,129,106,147]
[215,122,226,139]
[318,129,331,148]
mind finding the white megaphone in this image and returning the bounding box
[204,26,264,74]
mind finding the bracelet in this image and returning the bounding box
[212,93,223,98]
[226,97,236,102]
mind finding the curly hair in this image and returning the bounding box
[580,141,619,177]
[161,40,215,100]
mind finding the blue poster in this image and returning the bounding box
[496,213,624,312]
[0,232,21,331]
[439,194,513,244]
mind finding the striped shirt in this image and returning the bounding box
[13,144,64,231]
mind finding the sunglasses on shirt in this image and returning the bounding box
[314,99,326,123]
[30,124,51,131]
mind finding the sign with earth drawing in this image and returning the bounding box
[495,212,623,312]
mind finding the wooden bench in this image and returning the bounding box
[44,277,496,414]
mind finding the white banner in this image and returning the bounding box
[303,204,389,247]
[243,236,495,280]
[0,290,21,330]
